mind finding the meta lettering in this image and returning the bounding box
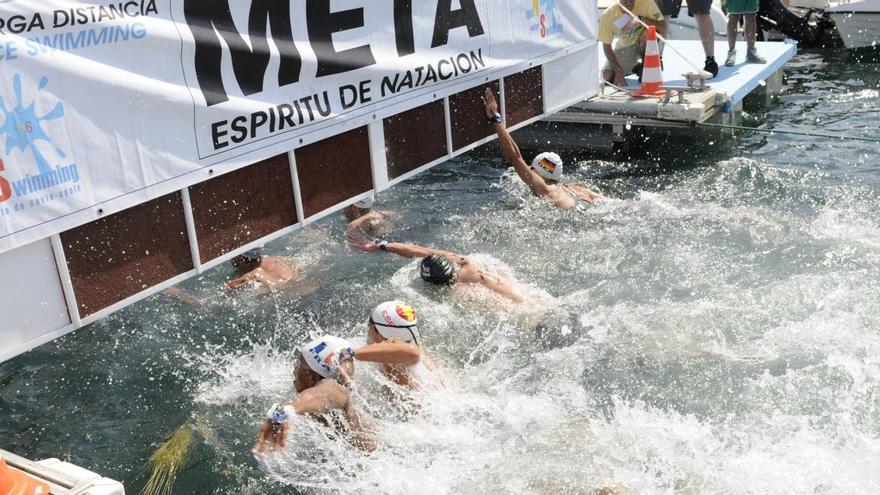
[184,0,485,106]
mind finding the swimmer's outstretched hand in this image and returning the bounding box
[346,230,380,252]
[252,403,295,456]
[251,419,289,456]
[482,87,499,119]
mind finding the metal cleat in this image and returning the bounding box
[662,88,687,104]
[684,71,712,90]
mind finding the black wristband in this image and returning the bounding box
[488,113,502,124]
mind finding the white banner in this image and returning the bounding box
[0,0,596,253]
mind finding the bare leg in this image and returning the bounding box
[695,14,715,58]
[727,14,741,52]
[744,13,757,50]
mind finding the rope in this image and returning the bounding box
[696,122,880,143]
[613,3,706,74]
[602,80,636,94]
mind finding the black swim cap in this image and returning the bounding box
[241,247,263,263]
[420,255,459,285]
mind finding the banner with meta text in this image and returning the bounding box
[0,0,596,253]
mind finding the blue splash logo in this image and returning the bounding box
[525,0,563,39]
[0,73,81,212]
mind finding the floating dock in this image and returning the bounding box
[518,40,797,149]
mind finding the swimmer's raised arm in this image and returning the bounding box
[482,88,550,197]
[346,231,466,265]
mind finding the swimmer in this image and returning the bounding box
[252,335,375,455]
[347,230,537,306]
[226,247,317,295]
[164,247,315,302]
[482,88,604,210]
[344,194,399,238]
[349,300,438,389]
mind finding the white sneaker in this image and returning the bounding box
[725,50,736,66]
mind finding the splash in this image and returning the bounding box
[0,73,66,175]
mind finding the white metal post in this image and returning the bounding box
[50,234,82,327]
[443,96,454,156]
[288,151,306,223]
[180,187,203,273]
[367,120,389,192]
[499,78,507,121]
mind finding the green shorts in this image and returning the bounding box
[725,0,759,14]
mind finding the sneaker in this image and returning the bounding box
[724,50,737,66]
[746,48,766,64]
[703,57,719,78]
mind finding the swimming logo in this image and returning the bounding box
[307,341,338,376]
[539,157,557,174]
[395,302,417,323]
[525,0,563,39]
[0,73,81,213]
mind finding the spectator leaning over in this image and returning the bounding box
[599,0,668,85]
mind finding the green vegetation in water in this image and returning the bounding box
[140,426,194,495]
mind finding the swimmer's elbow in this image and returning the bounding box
[402,347,421,365]
[389,344,420,365]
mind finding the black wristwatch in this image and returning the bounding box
[488,112,503,124]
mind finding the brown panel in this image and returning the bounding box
[295,127,372,218]
[384,100,448,179]
[449,81,500,151]
[190,154,298,262]
[61,193,192,317]
[504,67,544,127]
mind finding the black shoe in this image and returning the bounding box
[704,57,719,78]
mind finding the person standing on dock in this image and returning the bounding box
[598,0,668,85]
[252,335,375,455]
[724,0,766,66]
[344,194,400,238]
[657,0,719,77]
[481,89,603,210]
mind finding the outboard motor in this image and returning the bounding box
[757,0,841,47]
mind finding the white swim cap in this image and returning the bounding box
[353,194,375,209]
[301,335,354,379]
[531,152,563,181]
[370,300,420,344]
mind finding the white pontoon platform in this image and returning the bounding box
[0,450,124,494]
[544,40,797,133]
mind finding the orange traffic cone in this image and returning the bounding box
[0,455,51,495]
[634,25,665,97]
